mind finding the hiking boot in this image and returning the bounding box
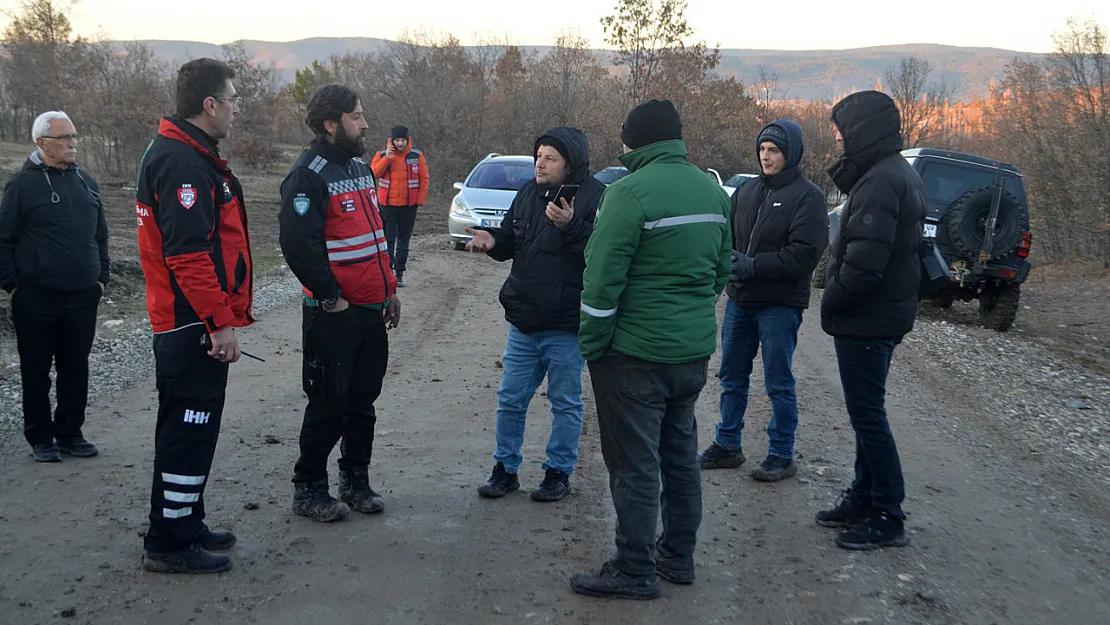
[339,467,385,514]
[751,455,797,482]
[477,462,519,499]
[31,442,61,463]
[654,551,695,585]
[293,479,350,522]
[142,543,232,574]
[570,560,661,600]
[835,509,909,550]
[531,468,570,502]
[57,437,99,458]
[816,489,870,529]
[196,525,236,551]
[698,442,745,469]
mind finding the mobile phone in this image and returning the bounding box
[553,184,580,205]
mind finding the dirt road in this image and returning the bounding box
[1,238,1108,625]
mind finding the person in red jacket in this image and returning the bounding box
[279,84,401,523]
[370,125,428,287]
[135,58,251,574]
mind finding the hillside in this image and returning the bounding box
[137,38,1035,102]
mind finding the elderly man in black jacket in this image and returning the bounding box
[699,119,828,482]
[0,111,109,463]
[816,90,926,550]
[466,127,604,502]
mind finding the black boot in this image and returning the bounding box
[197,524,237,551]
[56,437,99,458]
[835,509,909,550]
[142,544,232,574]
[816,489,871,529]
[477,462,519,498]
[31,442,61,463]
[293,479,350,522]
[531,468,570,502]
[339,467,385,514]
[751,455,797,482]
[396,270,405,287]
[654,539,695,585]
[698,442,745,469]
[570,560,661,600]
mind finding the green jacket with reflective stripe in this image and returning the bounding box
[579,139,732,363]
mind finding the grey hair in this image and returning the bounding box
[32,111,73,141]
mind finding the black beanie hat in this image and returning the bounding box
[621,99,682,150]
[535,135,572,165]
[757,124,789,156]
[390,125,409,140]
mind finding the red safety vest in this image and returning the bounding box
[376,148,423,206]
[291,149,397,305]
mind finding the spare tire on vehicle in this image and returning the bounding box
[946,186,1027,259]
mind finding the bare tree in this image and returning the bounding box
[883,56,950,148]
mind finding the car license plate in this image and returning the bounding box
[923,224,938,238]
[483,219,501,228]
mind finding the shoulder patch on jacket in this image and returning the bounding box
[409,148,421,155]
[308,155,327,174]
[293,194,310,216]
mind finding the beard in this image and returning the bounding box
[335,125,366,158]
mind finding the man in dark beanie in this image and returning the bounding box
[371,123,429,287]
[699,119,828,483]
[571,100,732,600]
[816,90,925,550]
[465,127,605,503]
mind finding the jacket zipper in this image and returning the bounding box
[353,162,392,301]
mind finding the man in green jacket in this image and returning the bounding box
[570,100,732,600]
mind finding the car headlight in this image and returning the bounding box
[451,196,472,216]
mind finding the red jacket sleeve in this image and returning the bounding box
[417,152,430,206]
[370,150,390,179]
[156,165,234,332]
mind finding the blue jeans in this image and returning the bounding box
[715,301,803,459]
[494,325,585,475]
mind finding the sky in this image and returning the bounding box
[39,0,1110,53]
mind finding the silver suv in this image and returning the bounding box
[447,153,535,250]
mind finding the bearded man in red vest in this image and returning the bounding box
[278,83,401,523]
[370,124,429,287]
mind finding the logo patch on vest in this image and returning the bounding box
[178,185,197,210]
[293,195,310,216]
[341,196,356,213]
[221,181,233,202]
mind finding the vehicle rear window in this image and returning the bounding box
[919,161,1025,206]
[468,163,535,191]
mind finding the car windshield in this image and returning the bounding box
[919,161,1025,206]
[468,162,535,191]
[725,174,756,187]
[595,168,629,184]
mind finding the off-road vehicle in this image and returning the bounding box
[813,148,1033,332]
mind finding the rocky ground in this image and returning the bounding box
[0,235,1107,625]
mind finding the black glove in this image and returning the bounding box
[731,250,756,282]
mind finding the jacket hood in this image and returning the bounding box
[534,127,590,185]
[827,90,903,193]
[23,149,79,172]
[757,119,805,170]
[617,138,688,172]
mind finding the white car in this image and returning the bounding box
[722,173,759,197]
[447,154,535,250]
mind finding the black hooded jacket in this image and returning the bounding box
[727,119,829,309]
[0,151,109,293]
[478,127,605,334]
[821,91,926,340]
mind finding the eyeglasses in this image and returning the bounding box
[214,95,243,109]
[42,134,79,142]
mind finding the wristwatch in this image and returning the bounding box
[321,291,340,311]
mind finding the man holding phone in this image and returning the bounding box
[465,127,604,502]
[371,125,429,287]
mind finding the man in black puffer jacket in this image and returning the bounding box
[466,127,604,502]
[815,90,926,551]
[0,111,109,463]
[698,119,828,483]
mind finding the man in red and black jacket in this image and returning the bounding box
[135,58,252,574]
[279,84,400,523]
